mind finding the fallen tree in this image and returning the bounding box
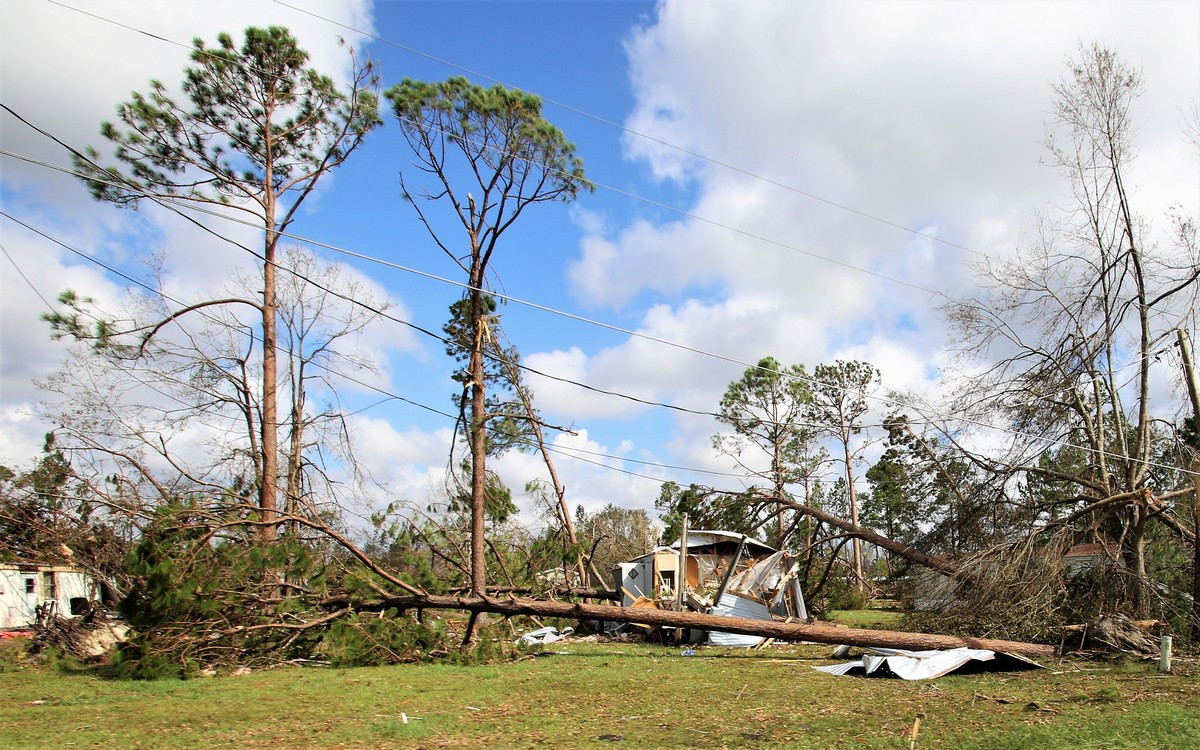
[453,586,619,601]
[768,492,970,582]
[351,593,1056,658]
[662,485,972,582]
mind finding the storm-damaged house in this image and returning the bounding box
[0,563,109,630]
[612,530,808,646]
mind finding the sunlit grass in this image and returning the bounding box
[825,608,905,628]
[1,641,1197,748]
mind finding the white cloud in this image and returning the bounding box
[549,0,1200,491]
[0,0,384,463]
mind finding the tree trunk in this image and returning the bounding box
[260,218,278,542]
[843,438,863,592]
[468,280,487,599]
[448,586,618,600]
[1175,328,1200,640]
[507,363,585,586]
[1193,456,1200,641]
[363,594,1055,658]
[776,495,970,582]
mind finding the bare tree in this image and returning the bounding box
[41,246,390,551]
[943,43,1200,616]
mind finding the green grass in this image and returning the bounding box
[1,641,1197,749]
[826,608,905,628]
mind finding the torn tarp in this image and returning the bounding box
[814,646,1045,680]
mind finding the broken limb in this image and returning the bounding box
[450,586,619,600]
[687,486,970,583]
[770,494,971,582]
[354,594,1056,658]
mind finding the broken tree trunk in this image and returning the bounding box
[448,586,619,601]
[776,497,970,582]
[358,594,1055,658]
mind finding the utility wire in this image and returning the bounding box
[1,241,56,311]
[0,240,316,432]
[38,1,948,295]
[270,0,993,261]
[2,209,749,482]
[0,140,861,433]
[23,5,1171,431]
[2,140,1191,479]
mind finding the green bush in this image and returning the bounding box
[822,575,869,610]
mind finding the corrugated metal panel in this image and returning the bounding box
[667,531,776,556]
[707,593,768,648]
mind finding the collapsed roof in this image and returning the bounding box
[612,531,807,647]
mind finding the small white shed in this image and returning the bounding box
[0,563,100,629]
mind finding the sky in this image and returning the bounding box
[2,0,1198,533]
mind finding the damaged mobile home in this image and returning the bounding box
[0,562,111,630]
[612,530,808,646]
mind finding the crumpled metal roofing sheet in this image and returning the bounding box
[707,593,768,647]
[814,646,1042,680]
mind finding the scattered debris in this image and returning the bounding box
[1062,614,1162,655]
[31,600,127,661]
[815,646,1046,680]
[515,626,574,647]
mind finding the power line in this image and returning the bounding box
[1,241,56,312]
[1,209,748,484]
[23,3,1177,439]
[0,119,834,432]
[3,141,1191,480]
[31,2,954,301]
[270,0,993,262]
[0,142,852,431]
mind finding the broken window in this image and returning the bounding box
[41,571,55,600]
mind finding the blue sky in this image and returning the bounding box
[2,0,1198,530]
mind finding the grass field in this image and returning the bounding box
[825,608,904,629]
[2,639,1198,749]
